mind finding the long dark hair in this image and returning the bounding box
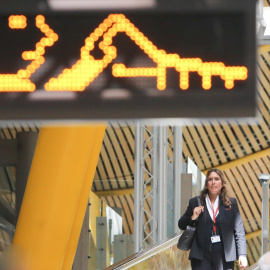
[199,168,232,207]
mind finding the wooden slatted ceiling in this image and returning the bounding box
[0,123,39,139]
[93,122,135,191]
[99,154,270,239]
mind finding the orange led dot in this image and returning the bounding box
[130,33,136,41]
[102,62,108,68]
[17,70,25,78]
[90,33,99,41]
[47,38,54,46]
[97,66,103,73]
[22,52,28,60]
[157,83,166,90]
[32,52,38,59]
[36,46,45,55]
[241,67,247,73]
[118,14,125,20]
[50,33,58,41]
[32,60,40,69]
[95,28,103,37]
[124,18,130,24]
[85,44,94,52]
[99,41,106,50]
[76,85,83,91]
[139,44,145,50]
[126,29,132,36]
[130,27,138,34]
[103,32,110,40]
[99,23,107,31]
[180,81,189,87]
[128,22,135,29]
[25,52,31,59]
[181,79,189,84]
[137,33,144,40]
[104,18,112,27]
[85,37,94,45]
[103,55,112,63]
[40,37,47,46]
[108,27,117,37]
[81,53,89,60]
[18,70,31,78]
[109,52,117,59]
[40,24,49,32]
[81,46,88,53]
[142,37,148,43]
[111,22,118,31]
[104,35,112,44]
[108,14,116,21]
[225,81,234,89]
[36,43,43,50]
[47,30,55,38]
[27,65,36,73]
[28,84,35,91]
[115,23,124,31]
[202,83,211,90]
[36,56,45,64]
[9,15,27,29]
[36,15,45,27]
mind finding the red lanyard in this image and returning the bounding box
[212,205,219,234]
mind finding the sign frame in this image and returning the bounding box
[0,0,256,121]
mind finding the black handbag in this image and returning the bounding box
[177,225,196,251]
[177,197,201,251]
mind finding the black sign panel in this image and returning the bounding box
[0,0,256,120]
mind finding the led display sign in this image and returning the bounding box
[0,0,256,120]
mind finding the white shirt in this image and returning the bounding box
[206,194,219,221]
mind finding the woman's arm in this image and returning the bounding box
[178,198,200,230]
[233,198,248,268]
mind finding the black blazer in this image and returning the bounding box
[178,196,247,262]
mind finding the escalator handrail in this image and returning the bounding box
[104,232,181,270]
[104,232,262,270]
[247,263,259,270]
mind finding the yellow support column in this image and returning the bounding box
[12,124,105,270]
[62,126,106,270]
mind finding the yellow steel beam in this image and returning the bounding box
[62,125,106,270]
[13,125,105,270]
[94,184,151,198]
[94,148,270,198]
[245,230,261,240]
[202,148,270,174]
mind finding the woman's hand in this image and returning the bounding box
[191,206,204,220]
[238,255,248,269]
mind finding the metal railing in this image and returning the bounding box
[103,223,267,270]
[104,233,185,270]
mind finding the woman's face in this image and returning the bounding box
[207,171,223,196]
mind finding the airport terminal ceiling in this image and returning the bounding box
[0,0,269,264]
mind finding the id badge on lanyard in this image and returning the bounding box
[211,205,221,244]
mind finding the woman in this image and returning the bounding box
[178,168,248,270]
